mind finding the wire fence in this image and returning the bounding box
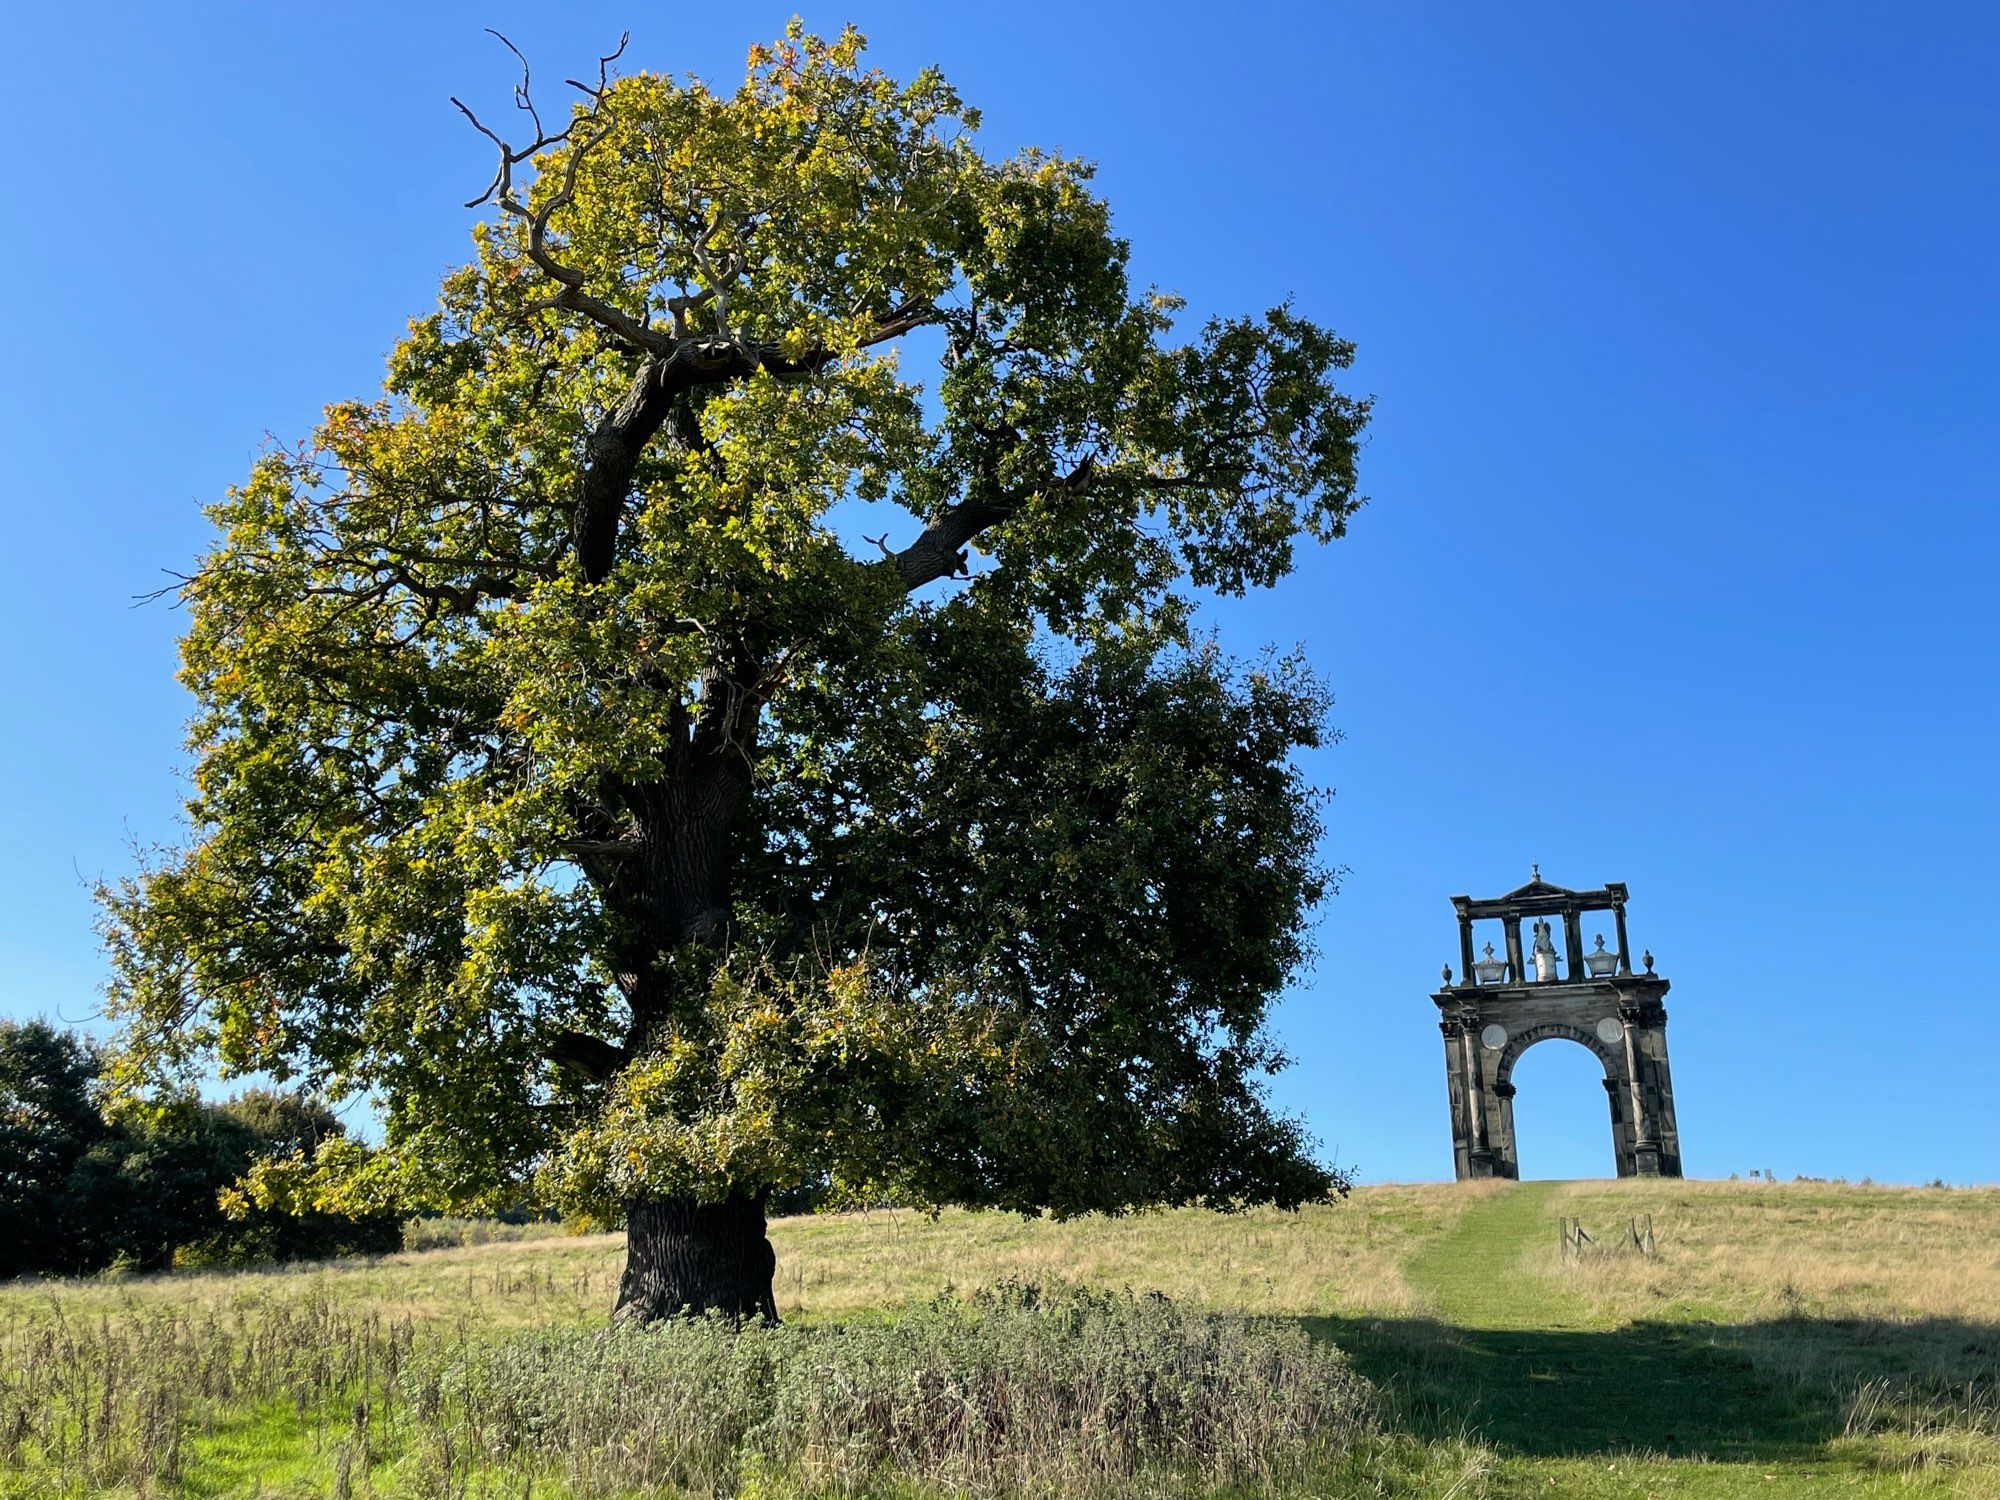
[1558,1212,1655,1262]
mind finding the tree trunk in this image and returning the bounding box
[613,1193,778,1324]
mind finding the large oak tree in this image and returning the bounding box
[103,26,1369,1321]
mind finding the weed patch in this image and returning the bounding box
[0,1282,1376,1498]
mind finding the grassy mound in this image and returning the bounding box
[2,1179,1995,1496]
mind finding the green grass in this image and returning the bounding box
[1,1179,1994,1497]
[1321,1180,1999,1496]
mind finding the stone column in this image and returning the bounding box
[1613,904,1632,975]
[1644,1007,1682,1177]
[1439,1018,1470,1180]
[1492,1080,1518,1179]
[1563,908,1584,980]
[1620,1003,1661,1175]
[1603,1075,1633,1176]
[1504,919,1525,984]
[1457,917,1475,988]
[1459,1014,1493,1176]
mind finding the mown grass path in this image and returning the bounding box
[1403,1179,1573,1329]
[1332,1182,1933,1496]
[1398,1180,1810,1456]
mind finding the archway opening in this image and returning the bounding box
[1507,1039,1617,1180]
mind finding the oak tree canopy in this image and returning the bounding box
[103,25,1370,1321]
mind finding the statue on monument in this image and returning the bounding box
[1531,917,1560,982]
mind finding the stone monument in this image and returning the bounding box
[1430,868,1682,1180]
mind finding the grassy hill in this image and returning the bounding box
[2,1178,1994,1496]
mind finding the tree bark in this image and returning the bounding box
[613,1193,778,1324]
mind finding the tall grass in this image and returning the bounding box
[7,1182,1995,1495]
[0,1282,1374,1498]
[0,1292,414,1494]
[1838,1373,2000,1475]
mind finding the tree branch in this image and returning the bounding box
[558,838,643,860]
[455,42,945,583]
[886,456,1095,593]
[454,33,671,354]
[546,1029,628,1083]
[570,302,941,584]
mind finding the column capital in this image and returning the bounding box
[1493,1081,1517,1099]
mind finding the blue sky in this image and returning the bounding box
[1,3,1993,1185]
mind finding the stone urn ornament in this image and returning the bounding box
[1584,933,1618,978]
[1472,941,1509,985]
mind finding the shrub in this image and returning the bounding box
[400,1214,571,1252]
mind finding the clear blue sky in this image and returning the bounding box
[2,3,1993,1185]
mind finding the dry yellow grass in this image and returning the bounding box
[0,1231,627,1331]
[0,1185,1480,1332]
[1546,1177,2000,1325]
[9,1177,1988,1335]
[767,1183,1487,1319]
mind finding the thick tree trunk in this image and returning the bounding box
[612,1193,778,1324]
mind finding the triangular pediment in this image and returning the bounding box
[1500,872,1576,901]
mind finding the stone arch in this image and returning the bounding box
[1487,1022,1634,1180]
[1429,873,1681,1180]
[1494,1022,1621,1088]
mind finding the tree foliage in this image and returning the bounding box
[102,26,1369,1234]
[0,1020,397,1276]
[0,1020,106,1278]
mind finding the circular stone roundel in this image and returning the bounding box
[1480,1024,1508,1050]
[1596,1016,1624,1044]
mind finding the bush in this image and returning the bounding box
[400,1214,570,1252]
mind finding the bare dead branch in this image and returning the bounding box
[486,29,544,140]
[566,33,629,104]
[453,33,669,353]
[453,31,627,206]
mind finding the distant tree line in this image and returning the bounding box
[0,1019,401,1278]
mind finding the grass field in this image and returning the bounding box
[2,1178,1994,1497]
